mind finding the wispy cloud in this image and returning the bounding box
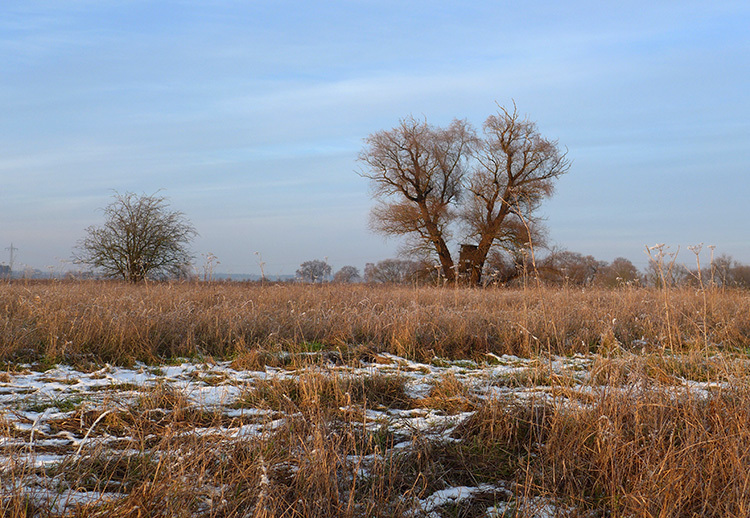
[2,1,749,271]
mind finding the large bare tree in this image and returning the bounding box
[75,192,197,282]
[463,105,570,283]
[359,116,475,283]
[360,105,570,284]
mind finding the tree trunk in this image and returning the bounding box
[470,203,512,285]
[419,203,455,283]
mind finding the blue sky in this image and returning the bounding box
[2,1,748,276]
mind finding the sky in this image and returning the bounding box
[1,0,748,276]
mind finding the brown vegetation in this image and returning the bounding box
[1,281,748,366]
[1,280,750,517]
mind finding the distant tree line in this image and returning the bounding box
[70,189,749,289]
[292,250,750,289]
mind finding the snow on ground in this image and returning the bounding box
[417,483,511,517]
[0,350,728,516]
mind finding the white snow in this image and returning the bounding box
[0,350,732,515]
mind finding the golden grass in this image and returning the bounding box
[1,280,748,365]
[235,370,411,414]
[1,280,750,516]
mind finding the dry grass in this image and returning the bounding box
[444,384,750,517]
[1,379,420,517]
[3,361,750,516]
[235,370,412,414]
[546,386,750,516]
[1,280,748,366]
[1,280,750,516]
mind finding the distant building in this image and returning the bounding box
[0,264,10,277]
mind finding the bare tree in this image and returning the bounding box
[540,250,605,286]
[333,265,361,283]
[363,258,427,284]
[689,253,750,289]
[296,259,332,283]
[360,105,569,284]
[359,116,475,283]
[711,253,735,287]
[730,262,750,288]
[463,105,570,283]
[74,192,197,282]
[595,257,640,287]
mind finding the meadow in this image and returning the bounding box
[1,280,749,517]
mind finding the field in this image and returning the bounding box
[1,281,750,517]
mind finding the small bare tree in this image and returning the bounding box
[75,192,197,282]
[595,257,640,287]
[333,265,361,283]
[296,259,332,283]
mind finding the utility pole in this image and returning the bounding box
[6,243,17,272]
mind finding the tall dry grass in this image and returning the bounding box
[2,280,750,516]
[1,280,748,365]
[0,368,425,517]
[5,362,750,517]
[449,381,750,517]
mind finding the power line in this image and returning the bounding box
[5,243,18,271]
